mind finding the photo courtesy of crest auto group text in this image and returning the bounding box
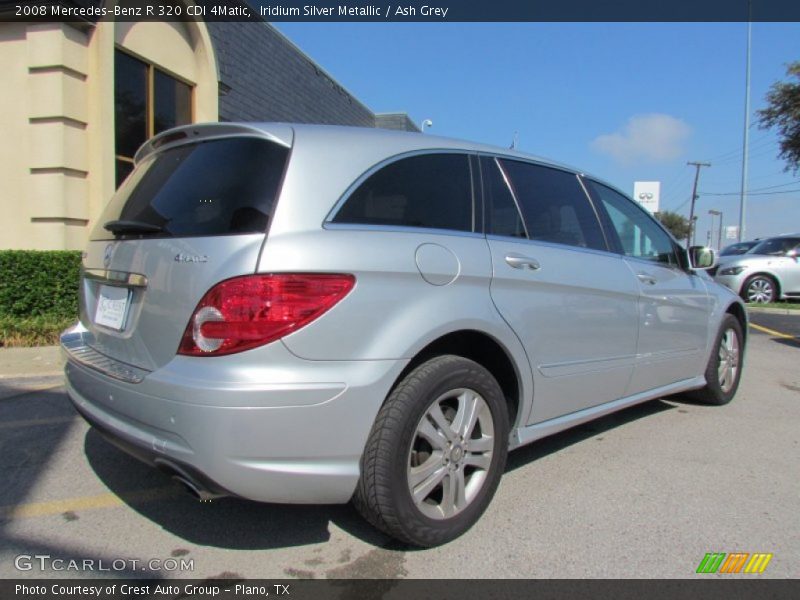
[0,0,798,595]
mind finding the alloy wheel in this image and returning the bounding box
[746,278,775,303]
[407,388,495,520]
[717,328,740,393]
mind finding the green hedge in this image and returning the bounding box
[0,250,82,319]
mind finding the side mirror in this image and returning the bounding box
[689,246,715,269]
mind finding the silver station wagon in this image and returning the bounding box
[62,123,747,547]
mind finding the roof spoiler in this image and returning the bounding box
[134,123,294,164]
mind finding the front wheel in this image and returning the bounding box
[688,314,744,405]
[353,355,509,547]
[742,275,777,304]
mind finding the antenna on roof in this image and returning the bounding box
[510,131,518,150]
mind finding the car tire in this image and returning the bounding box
[687,314,744,406]
[742,275,778,304]
[353,355,509,547]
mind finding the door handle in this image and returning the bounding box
[637,272,657,285]
[505,253,541,271]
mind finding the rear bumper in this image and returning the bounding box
[62,327,408,504]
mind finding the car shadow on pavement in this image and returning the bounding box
[771,336,800,350]
[505,399,674,472]
[85,399,678,552]
[83,429,391,550]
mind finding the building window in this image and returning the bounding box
[114,49,192,187]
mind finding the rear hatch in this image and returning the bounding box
[79,124,292,372]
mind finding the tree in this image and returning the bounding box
[757,61,800,174]
[656,211,691,241]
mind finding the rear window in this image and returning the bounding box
[91,137,289,240]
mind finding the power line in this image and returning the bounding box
[700,180,800,195]
[703,133,775,162]
[701,188,800,196]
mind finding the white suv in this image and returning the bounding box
[713,233,800,303]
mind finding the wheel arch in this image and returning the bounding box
[725,300,748,345]
[390,329,524,429]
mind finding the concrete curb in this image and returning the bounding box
[0,345,64,380]
[746,306,800,316]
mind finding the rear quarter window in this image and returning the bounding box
[331,153,474,232]
[92,137,289,240]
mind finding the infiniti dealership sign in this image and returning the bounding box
[633,181,661,214]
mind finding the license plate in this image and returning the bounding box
[95,285,130,331]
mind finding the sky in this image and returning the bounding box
[275,22,800,246]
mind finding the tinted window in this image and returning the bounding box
[749,237,800,256]
[720,241,757,256]
[114,50,193,189]
[498,160,606,251]
[91,138,289,241]
[587,181,678,266]
[154,69,192,136]
[115,51,148,161]
[482,157,527,238]
[333,154,473,232]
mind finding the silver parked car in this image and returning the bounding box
[712,233,800,303]
[62,123,747,547]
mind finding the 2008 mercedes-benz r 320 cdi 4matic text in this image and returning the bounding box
[62,123,747,547]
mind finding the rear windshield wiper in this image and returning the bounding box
[104,220,164,235]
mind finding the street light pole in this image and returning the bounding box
[738,13,752,242]
[708,211,716,248]
[687,161,711,249]
[709,209,722,250]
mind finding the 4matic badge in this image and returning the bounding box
[174,253,209,263]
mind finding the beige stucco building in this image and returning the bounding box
[0,5,416,251]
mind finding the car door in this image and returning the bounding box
[583,179,711,393]
[481,156,640,425]
[774,239,800,294]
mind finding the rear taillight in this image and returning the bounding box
[178,273,355,356]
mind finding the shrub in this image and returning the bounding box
[0,250,82,319]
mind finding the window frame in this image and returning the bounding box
[324,149,481,237]
[582,176,689,271]
[477,154,612,253]
[477,155,530,240]
[114,47,195,183]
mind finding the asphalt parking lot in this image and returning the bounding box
[1,321,798,579]
[749,310,800,339]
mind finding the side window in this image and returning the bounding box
[586,180,679,266]
[482,157,527,239]
[498,160,607,251]
[332,154,472,232]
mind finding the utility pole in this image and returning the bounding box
[686,161,711,249]
[738,11,753,242]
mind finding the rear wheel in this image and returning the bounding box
[688,314,744,405]
[353,355,508,547]
[742,275,777,303]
